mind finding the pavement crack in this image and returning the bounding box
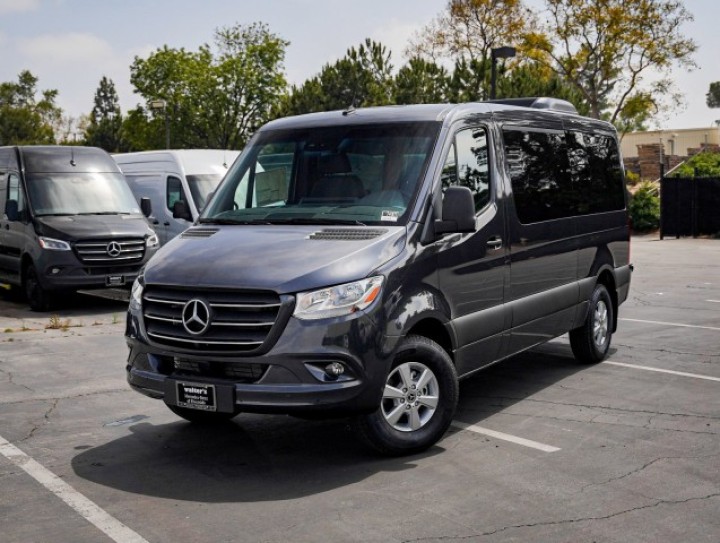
[0,388,128,407]
[19,398,59,443]
[614,343,720,358]
[401,493,720,542]
[0,367,35,392]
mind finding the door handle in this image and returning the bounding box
[163,222,170,226]
[487,236,503,250]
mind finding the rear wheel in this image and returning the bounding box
[24,264,53,312]
[354,335,458,456]
[167,404,241,424]
[570,283,614,363]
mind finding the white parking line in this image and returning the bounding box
[707,300,720,303]
[604,361,720,383]
[0,435,149,543]
[451,421,561,452]
[620,318,720,332]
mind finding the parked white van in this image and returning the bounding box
[113,150,240,244]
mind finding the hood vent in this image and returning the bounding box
[181,228,219,239]
[308,228,387,241]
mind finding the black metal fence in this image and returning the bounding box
[660,177,720,239]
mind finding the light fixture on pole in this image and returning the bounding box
[148,99,170,149]
[490,46,516,100]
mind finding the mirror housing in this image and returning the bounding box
[172,200,193,221]
[4,199,19,222]
[140,197,152,218]
[434,186,476,235]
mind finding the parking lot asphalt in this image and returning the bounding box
[0,236,718,543]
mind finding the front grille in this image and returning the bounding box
[142,286,287,353]
[75,238,145,265]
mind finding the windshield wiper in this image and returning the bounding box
[199,217,272,225]
[265,217,367,226]
[75,211,133,216]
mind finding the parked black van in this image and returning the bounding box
[0,146,160,310]
[125,99,631,455]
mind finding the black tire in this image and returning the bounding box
[354,335,458,456]
[167,404,241,424]
[24,264,52,312]
[570,283,614,364]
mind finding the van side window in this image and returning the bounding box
[8,173,25,215]
[503,128,572,223]
[166,176,187,210]
[442,128,491,213]
[567,131,625,213]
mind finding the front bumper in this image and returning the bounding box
[126,306,398,415]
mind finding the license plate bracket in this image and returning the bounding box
[106,275,126,287]
[176,381,216,412]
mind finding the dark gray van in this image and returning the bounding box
[0,146,160,311]
[125,99,631,455]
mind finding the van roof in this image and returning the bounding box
[2,145,120,173]
[261,100,615,132]
[112,149,240,176]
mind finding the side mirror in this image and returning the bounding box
[4,199,19,222]
[172,200,193,221]
[434,186,476,235]
[140,197,152,218]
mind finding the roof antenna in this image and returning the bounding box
[342,92,357,116]
[70,147,76,167]
[222,149,227,169]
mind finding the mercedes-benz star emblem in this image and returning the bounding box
[106,241,122,258]
[182,299,211,336]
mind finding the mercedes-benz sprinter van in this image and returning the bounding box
[125,99,632,455]
[113,150,240,245]
[0,146,159,311]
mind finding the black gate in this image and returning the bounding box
[660,177,720,238]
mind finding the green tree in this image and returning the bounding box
[707,82,720,109]
[84,76,124,152]
[0,70,61,145]
[527,0,697,124]
[276,39,394,117]
[130,22,289,149]
[394,57,450,104]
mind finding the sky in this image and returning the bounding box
[1,0,718,132]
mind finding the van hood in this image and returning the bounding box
[143,225,407,294]
[34,214,154,240]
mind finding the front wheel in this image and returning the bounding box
[354,335,458,456]
[167,404,241,424]
[570,283,614,364]
[24,264,53,312]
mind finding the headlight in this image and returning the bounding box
[38,236,71,251]
[130,275,144,311]
[146,233,159,249]
[294,276,384,320]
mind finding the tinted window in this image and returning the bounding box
[8,173,25,214]
[166,176,187,210]
[441,128,490,213]
[503,128,572,223]
[567,131,625,213]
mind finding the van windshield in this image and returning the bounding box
[26,173,141,216]
[201,122,440,226]
[187,174,223,210]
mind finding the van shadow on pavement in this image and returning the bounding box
[72,340,590,503]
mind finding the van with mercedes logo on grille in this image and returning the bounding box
[125,98,632,455]
[0,146,160,311]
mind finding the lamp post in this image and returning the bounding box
[149,98,170,149]
[490,46,516,100]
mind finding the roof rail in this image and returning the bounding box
[487,97,578,115]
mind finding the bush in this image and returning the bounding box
[671,152,720,177]
[629,181,660,231]
[625,170,640,187]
